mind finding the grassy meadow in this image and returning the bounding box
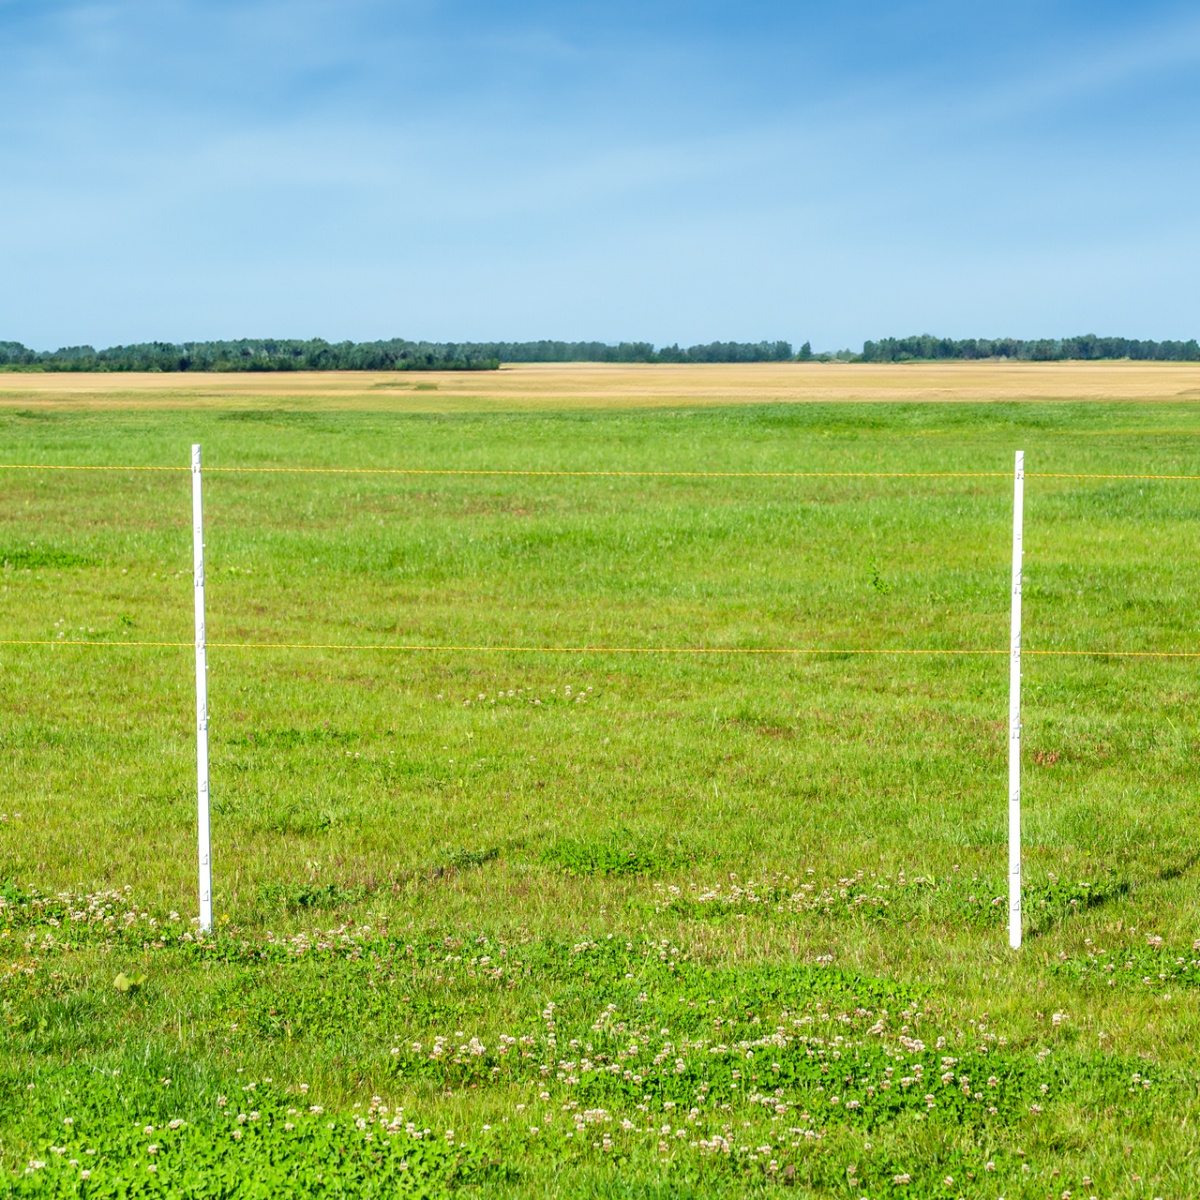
[3,366,1200,1197]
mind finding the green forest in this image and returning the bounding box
[2,333,1199,371]
[859,333,1200,362]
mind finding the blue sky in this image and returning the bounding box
[3,0,1200,349]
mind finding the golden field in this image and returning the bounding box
[3,358,1200,411]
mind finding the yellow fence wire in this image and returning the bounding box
[2,640,1198,659]
[3,464,1200,480]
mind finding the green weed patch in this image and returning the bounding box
[258,882,366,911]
[0,1069,487,1198]
[0,888,1183,1197]
[443,847,499,871]
[651,870,1133,938]
[1054,937,1200,993]
[0,548,92,570]
[543,833,689,877]
[0,920,1171,1199]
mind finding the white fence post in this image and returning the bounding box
[192,444,213,933]
[1008,450,1024,950]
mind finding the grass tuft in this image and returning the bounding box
[542,833,689,876]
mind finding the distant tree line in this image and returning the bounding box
[0,337,795,372]
[860,334,1200,363]
[3,334,1198,371]
[0,339,498,372]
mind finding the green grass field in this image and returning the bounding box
[4,394,1200,1197]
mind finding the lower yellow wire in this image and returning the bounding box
[3,640,1199,658]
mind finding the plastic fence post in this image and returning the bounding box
[1008,450,1024,950]
[192,445,213,934]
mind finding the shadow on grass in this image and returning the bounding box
[1027,848,1200,939]
[1156,848,1200,884]
[1025,875,1132,939]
